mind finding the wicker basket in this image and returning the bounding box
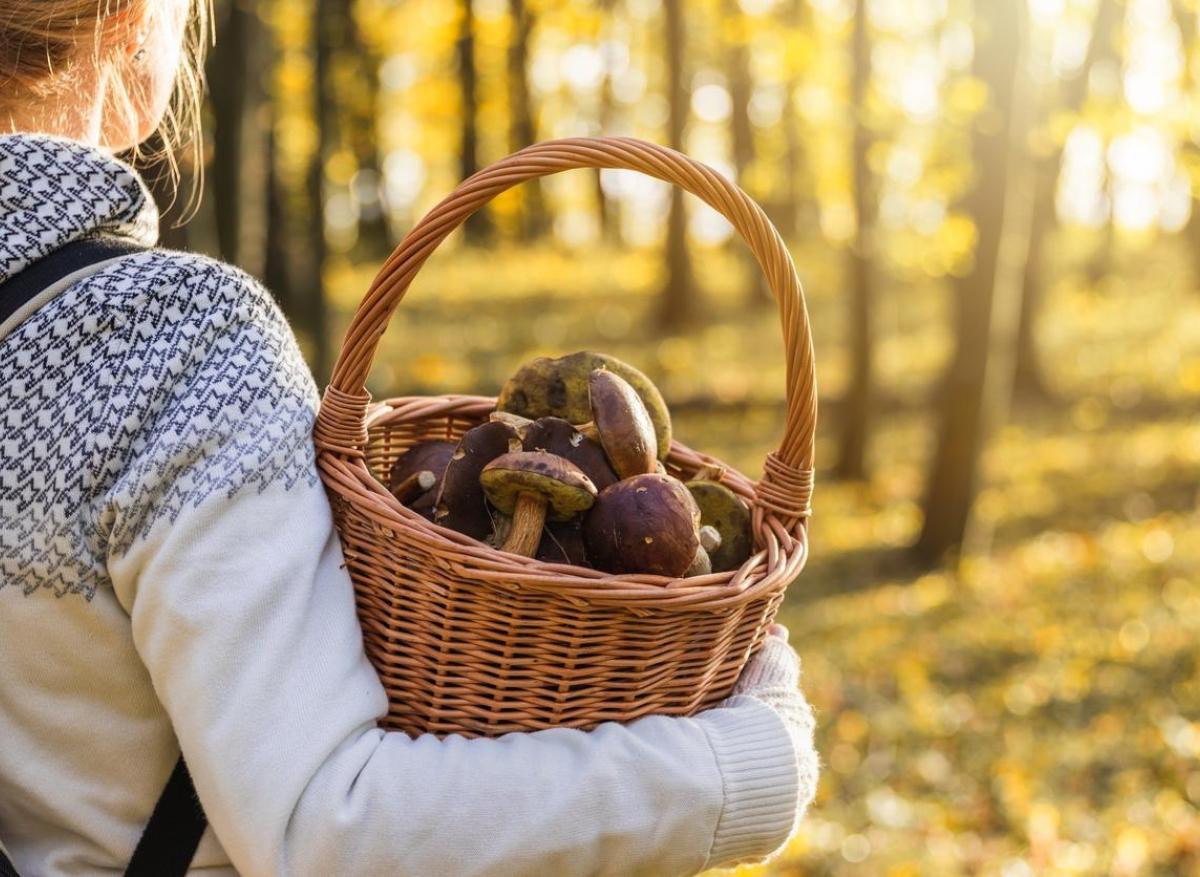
[313,137,817,738]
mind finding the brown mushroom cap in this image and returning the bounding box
[588,369,657,479]
[433,422,523,539]
[535,520,590,567]
[496,351,673,460]
[388,440,456,515]
[685,480,753,572]
[480,452,598,521]
[582,474,701,577]
[523,416,618,491]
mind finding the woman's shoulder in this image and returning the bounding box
[90,247,281,324]
[70,246,309,380]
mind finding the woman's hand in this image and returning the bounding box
[719,624,820,840]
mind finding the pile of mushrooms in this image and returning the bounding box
[386,351,753,578]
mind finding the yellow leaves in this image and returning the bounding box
[934,211,978,275]
[1113,827,1150,876]
[945,76,989,122]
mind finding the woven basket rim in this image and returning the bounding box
[315,393,808,610]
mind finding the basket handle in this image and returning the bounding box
[315,137,816,527]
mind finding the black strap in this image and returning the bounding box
[0,235,146,325]
[0,235,208,877]
[125,757,208,877]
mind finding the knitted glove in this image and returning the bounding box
[720,624,819,841]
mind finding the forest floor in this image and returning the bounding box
[330,234,1200,876]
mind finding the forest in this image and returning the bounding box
[148,0,1200,873]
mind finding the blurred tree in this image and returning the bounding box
[658,0,697,330]
[1016,0,1120,399]
[263,108,293,315]
[724,0,770,309]
[139,144,192,252]
[768,0,814,244]
[507,0,549,239]
[594,0,620,243]
[916,0,1031,564]
[301,0,336,382]
[1171,0,1200,286]
[835,0,876,481]
[344,7,394,259]
[458,0,494,244]
[207,0,269,274]
[725,0,755,184]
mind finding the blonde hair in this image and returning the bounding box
[0,0,211,207]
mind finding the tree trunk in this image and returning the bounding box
[458,0,493,245]
[1178,0,1200,286]
[657,0,695,330]
[139,144,192,251]
[264,113,292,314]
[723,0,769,309]
[769,0,813,244]
[300,0,335,383]
[1013,154,1054,398]
[1014,0,1119,398]
[834,0,874,481]
[507,0,548,240]
[207,0,275,277]
[594,0,619,243]
[915,0,1030,564]
[345,5,394,260]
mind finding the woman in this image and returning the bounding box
[0,2,819,875]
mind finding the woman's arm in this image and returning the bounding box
[100,257,812,877]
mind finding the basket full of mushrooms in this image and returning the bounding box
[313,137,817,738]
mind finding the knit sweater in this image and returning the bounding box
[0,134,810,877]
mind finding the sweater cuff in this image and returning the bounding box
[696,694,799,870]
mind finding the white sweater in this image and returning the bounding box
[0,134,810,876]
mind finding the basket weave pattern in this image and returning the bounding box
[314,138,817,737]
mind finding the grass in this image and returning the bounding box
[329,231,1200,876]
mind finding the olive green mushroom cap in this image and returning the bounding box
[480,451,598,520]
[685,480,753,573]
[496,351,673,460]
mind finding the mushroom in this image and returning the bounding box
[480,451,598,557]
[522,416,618,491]
[391,469,438,504]
[535,520,590,567]
[685,480,753,572]
[388,439,456,516]
[582,474,701,577]
[488,410,534,439]
[682,526,722,577]
[432,421,523,540]
[684,546,712,577]
[586,369,657,479]
[496,351,673,460]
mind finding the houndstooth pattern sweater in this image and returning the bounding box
[0,134,809,877]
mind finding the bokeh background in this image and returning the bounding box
[145,0,1200,873]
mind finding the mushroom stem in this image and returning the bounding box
[489,410,535,437]
[684,546,712,577]
[500,492,548,557]
[392,469,437,504]
[699,525,722,554]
